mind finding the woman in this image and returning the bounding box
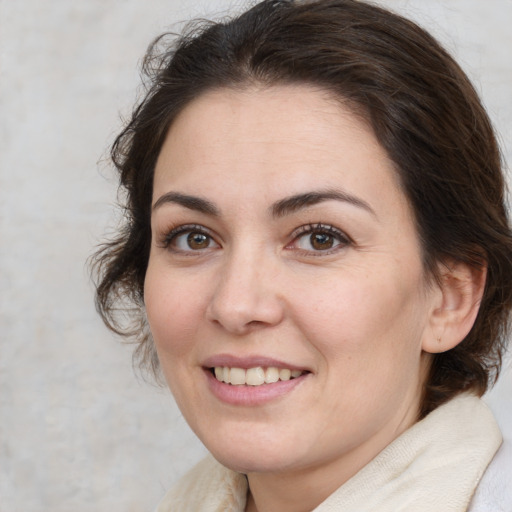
[92,0,512,510]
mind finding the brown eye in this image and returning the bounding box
[164,226,220,252]
[310,232,334,250]
[187,232,210,250]
[291,224,350,254]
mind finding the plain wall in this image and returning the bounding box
[1,1,511,511]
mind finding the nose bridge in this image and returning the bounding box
[207,239,283,333]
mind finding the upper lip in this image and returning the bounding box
[202,354,310,372]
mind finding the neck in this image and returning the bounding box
[244,405,419,512]
[245,458,360,512]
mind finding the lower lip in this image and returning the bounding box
[204,369,308,406]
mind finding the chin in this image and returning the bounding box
[213,450,298,475]
[203,430,305,475]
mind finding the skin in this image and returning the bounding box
[144,85,483,512]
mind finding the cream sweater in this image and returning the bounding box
[156,394,503,512]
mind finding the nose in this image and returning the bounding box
[205,247,285,335]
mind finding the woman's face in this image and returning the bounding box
[145,85,439,480]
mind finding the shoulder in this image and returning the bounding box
[154,456,248,512]
[469,438,512,512]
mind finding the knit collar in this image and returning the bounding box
[156,393,501,512]
[312,393,501,511]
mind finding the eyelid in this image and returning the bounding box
[156,222,350,255]
[291,223,350,240]
[287,223,352,254]
[158,223,219,251]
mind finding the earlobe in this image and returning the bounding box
[422,259,487,354]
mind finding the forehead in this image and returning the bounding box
[153,85,405,216]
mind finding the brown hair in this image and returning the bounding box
[92,0,512,417]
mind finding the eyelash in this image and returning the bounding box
[159,224,218,253]
[158,222,351,255]
[288,223,351,255]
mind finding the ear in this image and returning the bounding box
[422,259,487,354]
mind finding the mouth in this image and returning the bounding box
[210,366,309,386]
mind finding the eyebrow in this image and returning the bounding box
[152,192,220,216]
[271,189,376,218]
[152,188,375,218]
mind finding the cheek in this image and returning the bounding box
[294,271,428,425]
[144,267,206,359]
[290,266,427,366]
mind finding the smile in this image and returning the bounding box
[213,366,305,386]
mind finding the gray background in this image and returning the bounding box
[1,1,511,511]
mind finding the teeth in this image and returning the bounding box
[246,367,265,386]
[265,367,279,383]
[213,366,305,386]
[279,368,291,381]
[230,367,246,385]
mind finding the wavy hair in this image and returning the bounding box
[92,0,512,417]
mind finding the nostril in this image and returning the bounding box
[247,320,265,327]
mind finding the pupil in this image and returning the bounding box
[188,232,208,249]
[311,232,333,250]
